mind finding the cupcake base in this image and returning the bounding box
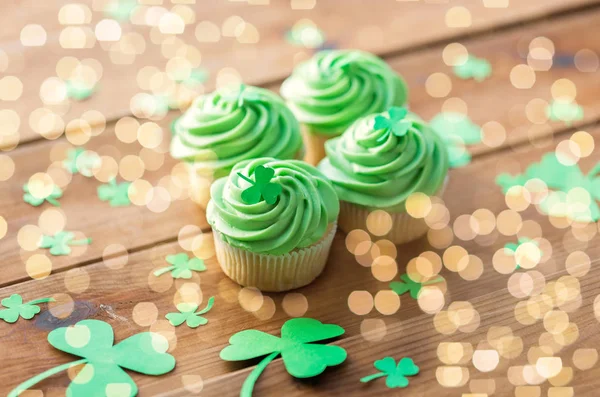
[302,126,335,166]
[213,223,337,292]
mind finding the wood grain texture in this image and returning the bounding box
[4,0,598,146]
[1,126,598,396]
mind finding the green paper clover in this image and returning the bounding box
[430,112,482,168]
[285,23,325,48]
[63,147,100,176]
[153,253,207,279]
[238,165,282,205]
[453,55,492,81]
[38,231,92,256]
[65,80,95,101]
[374,107,414,142]
[504,238,541,270]
[390,274,444,299]
[23,183,63,207]
[105,0,137,21]
[176,68,208,88]
[547,100,584,126]
[97,179,131,207]
[0,294,54,324]
[166,297,215,328]
[220,318,347,397]
[9,319,176,397]
[360,357,420,388]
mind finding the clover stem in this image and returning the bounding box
[69,238,93,246]
[422,277,444,286]
[359,372,387,383]
[237,173,255,185]
[240,351,279,397]
[153,266,175,277]
[25,298,56,306]
[46,197,60,207]
[8,359,88,397]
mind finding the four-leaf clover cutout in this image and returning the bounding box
[154,253,207,279]
[360,357,420,388]
[0,294,54,324]
[373,107,415,142]
[453,55,492,81]
[221,318,347,397]
[97,178,132,207]
[238,165,282,205]
[390,273,445,299]
[9,319,176,397]
[38,231,92,256]
[23,183,62,207]
[166,297,215,328]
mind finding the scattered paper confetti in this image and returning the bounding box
[176,68,208,88]
[166,297,215,328]
[153,253,207,279]
[547,99,584,125]
[65,80,95,101]
[504,238,541,270]
[285,20,326,49]
[238,165,282,205]
[360,357,420,388]
[390,274,444,299]
[63,147,100,176]
[374,107,417,142]
[0,294,54,324]
[23,183,62,207]
[38,231,92,256]
[430,112,482,168]
[220,318,346,397]
[8,319,176,397]
[104,0,138,21]
[97,179,132,207]
[453,55,492,81]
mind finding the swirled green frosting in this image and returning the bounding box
[207,158,339,255]
[170,85,303,178]
[280,50,408,136]
[317,110,449,211]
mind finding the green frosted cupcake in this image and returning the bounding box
[317,107,449,244]
[170,85,304,209]
[207,158,339,291]
[281,50,408,165]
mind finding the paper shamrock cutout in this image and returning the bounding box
[105,0,137,21]
[38,231,92,256]
[97,178,131,207]
[23,183,62,207]
[65,80,95,101]
[374,107,416,142]
[153,253,207,279]
[360,357,420,388]
[453,55,492,81]
[496,153,600,221]
[220,318,347,397]
[63,147,100,176]
[285,21,325,49]
[176,68,208,88]
[504,238,541,270]
[430,112,482,168]
[166,296,215,328]
[547,99,584,126]
[9,319,176,397]
[390,274,445,299]
[0,294,55,324]
[238,165,282,205]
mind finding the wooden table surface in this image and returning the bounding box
[2,0,600,396]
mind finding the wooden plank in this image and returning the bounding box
[1,126,598,395]
[4,0,598,146]
[3,9,599,286]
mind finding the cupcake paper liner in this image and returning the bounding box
[213,223,337,292]
[337,178,448,245]
[302,125,338,166]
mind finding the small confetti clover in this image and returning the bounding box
[23,183,62,207]
[390,274,445,299]
[360,357,420,388]
[166,297,215,328]
[373,107,416,143]
[153,253,207,279]
[547,99,584,126]
[430,112,482,168]
[65,80,95,101]
[8,320,176,397]
[97,179,131,207]
[504,237,541,270]
[221,318,347,397]
[38,231,92,256]
[0,294,55,324]
[176,68,208,88]
[63,147,100,176]
[238,165,282,205]
[453,55,492,81]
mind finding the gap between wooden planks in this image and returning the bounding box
[5,0,600,146]
[2,8,600,287]
[1,125,599,396]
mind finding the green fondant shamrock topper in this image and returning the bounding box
[0,294,54,324]
[360,357,420,388]
[166,297,215,328]
[374,107,415,142]
[238,165,282,205]
[9,319,176,397]
[221,318,347,397]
